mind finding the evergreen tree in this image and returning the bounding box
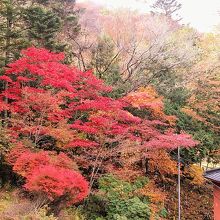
[32,0,81,48]
[23,6,62,50]
[0,0,28,70]
[0,0,28,123]
[33,0,81,57]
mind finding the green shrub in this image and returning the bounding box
[107,196,150,220]
[83,175,150,220]
[98,175,151,219]
[83,175,168,220]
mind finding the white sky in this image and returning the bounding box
[77,0,220,32]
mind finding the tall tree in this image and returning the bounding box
[89,36,123,96]
[151,0,182,20]
[0,0,80,69]
[47,0,81,60]
[0,0,28,70]
[23,6,62,51]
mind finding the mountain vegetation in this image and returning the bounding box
[0,0,218,219]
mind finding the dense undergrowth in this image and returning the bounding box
[0,179,213,220]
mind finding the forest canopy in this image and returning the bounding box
[0,0,219,219]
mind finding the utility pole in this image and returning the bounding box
[178,146,181,220]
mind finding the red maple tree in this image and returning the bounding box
[0,47,198,205]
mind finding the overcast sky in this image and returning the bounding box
[77,0,220,32]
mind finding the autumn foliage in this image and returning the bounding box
[0,47,198,209]
[184,164,205,186]
[7,148,88,205]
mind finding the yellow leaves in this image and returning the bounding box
[184,164,205,186]
[168,27,197,50]
[199,33,220,55]
[56,140,67,149]
[191,33,220,81]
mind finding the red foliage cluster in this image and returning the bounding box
[1,47,197,151]
[13,151,49,177]
[25,165,88,204]
[0,47,198,203]
[8,148,88,205]
[6,142,29,165]
[144,132,199,150]
[67,139,99,148]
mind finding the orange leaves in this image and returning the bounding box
[125,86,163,110]
[47,122,78,148]
[185,34,220,131]
[147,149,178,176]
[137,181,166,203]
[125,86,176,125]
[137,181,167,220]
